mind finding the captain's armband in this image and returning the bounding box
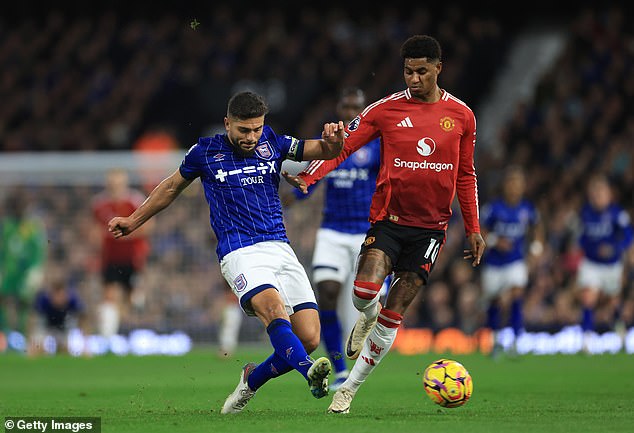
[287,138,305,162]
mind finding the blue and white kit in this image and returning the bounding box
[480,198,539,298]
[179,126,317,315]
[576,202,633,294]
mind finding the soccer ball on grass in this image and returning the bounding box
[423,358,472,408]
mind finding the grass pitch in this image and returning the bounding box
[1,347,633,433]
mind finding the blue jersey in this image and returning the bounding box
[180,125,303,261]
[35,290,83,330]
[578,203,633,264]
[481,199,539,266]
[294,138,381,234]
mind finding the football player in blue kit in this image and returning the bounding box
[107,91,345,413]
[575,174,633,349]
[285,87,385,390]
[480,166,543,356]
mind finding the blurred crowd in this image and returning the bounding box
[0,4,506,152]
[1,4,633,347]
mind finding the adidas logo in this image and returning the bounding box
[396,116,413,127]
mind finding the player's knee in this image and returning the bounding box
[579,288,599,307]
[301,333,321,354]
[251,289,288,323]
[319,298,338,311]
[316,281,341,308]
[511,286,525,298]
[257,307,288,325]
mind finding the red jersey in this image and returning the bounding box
[300,88,480,236]
[92,189,149,269]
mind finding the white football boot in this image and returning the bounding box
[221,362,257,414]
[327,387,356,414]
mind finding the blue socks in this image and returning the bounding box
[511,298,523,336]
[582,307,594,332]
[487,303,501,331]
[488,300,524,336]
[247,318,311,390]
[247,352,293,391]
[319,310,347,375]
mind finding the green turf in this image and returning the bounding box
[1,348,633,433]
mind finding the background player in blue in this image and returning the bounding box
[107,91,346,414]
[29,280,86,356]
[480,166,543,356]
[574,174,633,349]
[284,87,383,390]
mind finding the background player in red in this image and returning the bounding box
[287,34,486,413]
[92,168,152,337]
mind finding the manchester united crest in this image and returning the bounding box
[439,116,455,132]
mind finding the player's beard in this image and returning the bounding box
[408,86,429,100]
[409,83,440,102]
[228,136,257,157]
[235,144,256,157]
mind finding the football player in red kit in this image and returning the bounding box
[286,34,486,413]
[92,168,152,337]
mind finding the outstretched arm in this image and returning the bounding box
[301,121,345,161]
[108,169,193,238]
[297,112,379,189]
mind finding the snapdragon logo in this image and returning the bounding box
[417,137,436,156]
[394,158,453,172]
[393,137,453,172]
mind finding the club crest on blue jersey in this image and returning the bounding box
[234,274,247,292]
[255,141,273,160]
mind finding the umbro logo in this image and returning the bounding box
[396,116,413,127]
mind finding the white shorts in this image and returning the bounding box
[312,228,366,284]
[220,241,317,316]
[576,258,624,295]
[481,260,528,300]
[311,228,390,335]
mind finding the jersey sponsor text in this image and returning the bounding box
[393,157,453,172]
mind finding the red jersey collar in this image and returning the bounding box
[404,88,445,102]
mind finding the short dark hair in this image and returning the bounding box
[400,35,442,61]
[227,91,269,119]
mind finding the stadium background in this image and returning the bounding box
[1,2,633,354]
